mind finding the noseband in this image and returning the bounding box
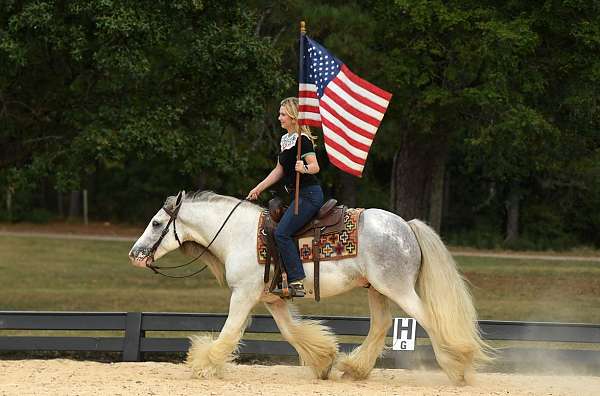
[145,192,246,278]
[149,200,183,259]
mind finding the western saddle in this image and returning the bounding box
[262,197,347,301]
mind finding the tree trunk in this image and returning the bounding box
[391,132,448,222]
[391,142,430,221]
[68,190,81,220]
[504,183,520,243]
[428,156,446,233]
[57,191,64,218]
[338,173,357,207]
[195,172,208,191]
[442,171,451,227]
[6,187,12,221]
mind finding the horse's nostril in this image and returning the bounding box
[130,248,150,260]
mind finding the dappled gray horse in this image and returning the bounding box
[129,191,491,384]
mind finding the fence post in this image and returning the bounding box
[123,312,143,362]
[83,189,88,225]
[6,187,12,221]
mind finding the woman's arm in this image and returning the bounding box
[295,154,320,174]
[247,162,284,200]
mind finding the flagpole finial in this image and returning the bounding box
[300,21,306,34]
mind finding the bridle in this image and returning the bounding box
[145,191,246,279]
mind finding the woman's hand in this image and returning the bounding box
[295,160,307,174]
[246,186,262,201]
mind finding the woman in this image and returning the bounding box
[247,97,324,297]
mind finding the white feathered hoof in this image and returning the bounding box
[305,350,336,380]
[290,319,339,380]
[186,334,237,379]
[335,351,372,380]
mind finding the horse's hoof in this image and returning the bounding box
[187,334,231,379]
[190,366,218,379]
[454,375,467,387]
[318,364,333,380]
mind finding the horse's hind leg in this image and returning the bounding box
[264,299,338,379]
[387,288,470,385]
[336,287,392,379]
[187,289,257,378]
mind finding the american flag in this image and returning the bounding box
[298,36,392,177]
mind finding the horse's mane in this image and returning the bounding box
[187,190,240,204]
[165,190,260,207]
[163,190,232,210]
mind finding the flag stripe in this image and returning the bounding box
[324,88,381,127]
[331,78,388,116]
[321,116,371,153]
[299,84,319,122]
[340,65,392,102]
[298,112,321,124]
[320,95,378,135]
[300,120,321,128]
[325,144,364,177]
[299,83,318,93]
[323,132,367,164]
[299,98,319,107]
[320,99,376,142]
[299,92,318,101]
[299,105,320,113]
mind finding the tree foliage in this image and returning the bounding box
[0,0,291,200]
[1,0,599,248]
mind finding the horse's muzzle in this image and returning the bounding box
[129,250,154,268]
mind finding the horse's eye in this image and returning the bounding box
[152,220,161,227]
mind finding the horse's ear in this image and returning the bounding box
[175,190,185,207]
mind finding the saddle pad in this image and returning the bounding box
[257,208,364,264]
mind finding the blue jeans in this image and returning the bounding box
[274,184,324,282]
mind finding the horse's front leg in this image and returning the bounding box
[187,288,258,378]
[264,299,338,379]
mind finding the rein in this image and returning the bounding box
[146,194,247,279]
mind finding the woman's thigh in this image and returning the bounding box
[277,196,319,236]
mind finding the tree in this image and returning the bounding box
[456,0,600,243]
[0,0,291,219]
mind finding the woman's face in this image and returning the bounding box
[278,105,296,133]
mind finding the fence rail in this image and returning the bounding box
[1,311,599,371]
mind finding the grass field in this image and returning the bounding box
[0,235,599,323]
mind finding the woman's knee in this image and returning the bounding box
[274,225,292,242]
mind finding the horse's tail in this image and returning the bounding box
[408,219,493,381]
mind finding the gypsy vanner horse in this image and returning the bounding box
[129,191,491,384]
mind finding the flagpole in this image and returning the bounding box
[294,21,306,215]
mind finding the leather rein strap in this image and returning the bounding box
[146,196,247,279]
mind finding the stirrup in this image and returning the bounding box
[272,281,305,298]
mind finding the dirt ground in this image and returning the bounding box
[1,360,599,396]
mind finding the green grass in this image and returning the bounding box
[459,256,600,323]
[1,235,599,323]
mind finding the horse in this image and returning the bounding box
[128,191,492,385]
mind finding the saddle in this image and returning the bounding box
[262,197,347,301]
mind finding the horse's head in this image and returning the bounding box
[129,191,186,268]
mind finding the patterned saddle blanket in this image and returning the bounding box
[256,208,364,264]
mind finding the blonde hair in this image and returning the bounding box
[280,97,318,143]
